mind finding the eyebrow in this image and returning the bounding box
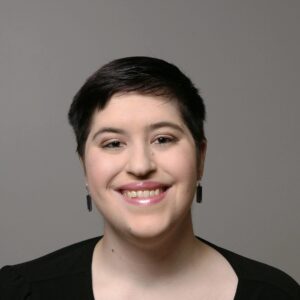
[148,121,184,133]
[92,127,126,140]
[92,121,184,140]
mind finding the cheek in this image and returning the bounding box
[159,143,198,184]
[84,149,122,191]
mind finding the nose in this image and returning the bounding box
[125,143,156,177]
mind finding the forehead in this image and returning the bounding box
[89,93,185,130]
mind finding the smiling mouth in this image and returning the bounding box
[122,188,163,199]
[117,186,169,206]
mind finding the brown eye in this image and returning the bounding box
[102,140,124,149]
[154,136,176,145]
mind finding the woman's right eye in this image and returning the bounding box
[102,140,124,149]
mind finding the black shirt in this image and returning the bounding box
[0,236,299,299]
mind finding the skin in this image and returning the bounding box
[82,93,237,300]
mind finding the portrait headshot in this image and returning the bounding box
[0,1,299,299]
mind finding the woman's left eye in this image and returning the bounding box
[153,136,176,145]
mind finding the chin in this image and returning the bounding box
[123,216,176,243]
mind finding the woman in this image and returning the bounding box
[0,57,299,299]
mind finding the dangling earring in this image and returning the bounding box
[85,184,92,212]
[196,182,202,203]
[86,194,92,211]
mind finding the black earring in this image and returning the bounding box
[196,183,202,203]
[86,194,92,211]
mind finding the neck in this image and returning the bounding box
[92,211,202,285]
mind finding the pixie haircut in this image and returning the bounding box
[68,56,206,158]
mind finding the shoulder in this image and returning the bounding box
[199,237,300,299]
[228,250,299,299]
[0,236,100,299]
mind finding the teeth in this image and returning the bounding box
[124,189,163,198]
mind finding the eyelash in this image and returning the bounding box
[153,135,177,145]
[101,135,177,150]
[102,140,124,149]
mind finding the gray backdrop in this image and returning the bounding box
[0,0,299,281]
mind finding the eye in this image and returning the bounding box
[102,140,124,149]
[153,136,177,145]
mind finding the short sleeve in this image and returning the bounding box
[0,266,31,299]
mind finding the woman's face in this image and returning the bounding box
[83,93,206,240]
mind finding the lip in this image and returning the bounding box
[117,181,169,191]
[116,181,170,206]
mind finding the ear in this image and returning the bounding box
[197,139,207,180]
[79,155,87,177]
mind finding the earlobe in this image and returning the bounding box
[79,156,87,175]
[197,140,207,180]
